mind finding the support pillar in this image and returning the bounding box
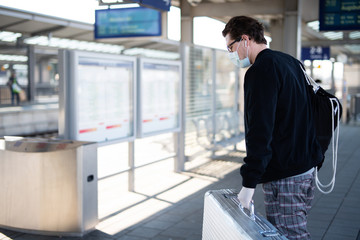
[175,0,194,172]
[180,0,193,44]
[270,18,284,52]
[27,45,36,102]
[270,0,302,59]
[283,0,302,59]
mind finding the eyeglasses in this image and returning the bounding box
[227,37,241,52]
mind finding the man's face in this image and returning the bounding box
[225,34,240,53]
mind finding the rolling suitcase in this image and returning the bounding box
[202,189,287,240]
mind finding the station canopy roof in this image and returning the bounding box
[0,0,359,64]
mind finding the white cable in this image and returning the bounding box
[315,98,340,194]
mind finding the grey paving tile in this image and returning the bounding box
[12,234,60,240]
[81,235,115,240]
[336,210,360,221]
[116,236,149,240]
[160,227,193,238]
[0,229,24,239]
[169,207,199,218]
[308,220,329,230]
[184,211,204,223]
[328,222,360,235]
[87,230,116,239]
[152,235,186,240]
[323,231,358,240]
[142,220,175,230]
[126,227,160,238]
[155,213,186,223]
[186,233,202,240]
[308,207,337,217]
[111,229,133,239]
[309,232,324,240]
[173,220,202,231]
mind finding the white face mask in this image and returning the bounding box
[228,40,251,68]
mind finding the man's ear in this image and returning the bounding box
[241,35,250,46]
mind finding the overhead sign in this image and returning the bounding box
[128,0,171,11]
[301,46,331,61]
[95,7,162,39]
[319,0,360,31]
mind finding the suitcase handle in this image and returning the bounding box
[239,200,255,221]
[223,193,255,221]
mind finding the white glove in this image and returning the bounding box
[237,187,255,209]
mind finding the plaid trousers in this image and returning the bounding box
[262,171,315,240]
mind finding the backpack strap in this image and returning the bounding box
[299,62,320,92]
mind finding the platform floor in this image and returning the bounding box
[1,123,360,240]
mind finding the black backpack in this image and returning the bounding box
[300,63,342,156]
[308,86,342,156]
[300,63,342,194]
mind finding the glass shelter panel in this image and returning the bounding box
[137,58,181,137]
[59,50,136,143]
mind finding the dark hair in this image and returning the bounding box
[222,16,267,45]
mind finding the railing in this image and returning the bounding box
[191,111,245,151]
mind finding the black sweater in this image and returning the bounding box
[240,49,323,188]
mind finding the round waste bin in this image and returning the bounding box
[0,136,98,237]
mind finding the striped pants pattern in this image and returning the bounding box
[262,172,315,240]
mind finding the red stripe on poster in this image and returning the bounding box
[79,128,97,134]
[106,124,122,129]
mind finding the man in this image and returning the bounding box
[222,16,323,239]
[7,71,20,105]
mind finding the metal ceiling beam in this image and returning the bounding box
[0,19,29,31]
[0,43,27,53]
[31,26,66,37]
[302,39,360,47]
[191,0,284,17]
[65,30,94,40]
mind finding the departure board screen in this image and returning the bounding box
[319,0,360,31]
[95,7,162,38]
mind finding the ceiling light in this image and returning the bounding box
[323,31,343,40]
[349,31,360,39]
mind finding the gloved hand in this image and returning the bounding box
[237,187,255,209]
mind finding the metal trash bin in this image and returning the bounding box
[0,137,98,237]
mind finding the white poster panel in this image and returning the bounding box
[68,51,136,142]
[138,58,181,137]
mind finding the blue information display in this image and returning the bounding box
[141,0,171,11]
[95,7,162,39]
[124,0,171,11]
[301,46,331,61]
[319,0,360,31]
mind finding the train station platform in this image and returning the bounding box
[0,102,58,137]
[0,123,359,240]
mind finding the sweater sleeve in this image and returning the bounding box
[241,62,279,188]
